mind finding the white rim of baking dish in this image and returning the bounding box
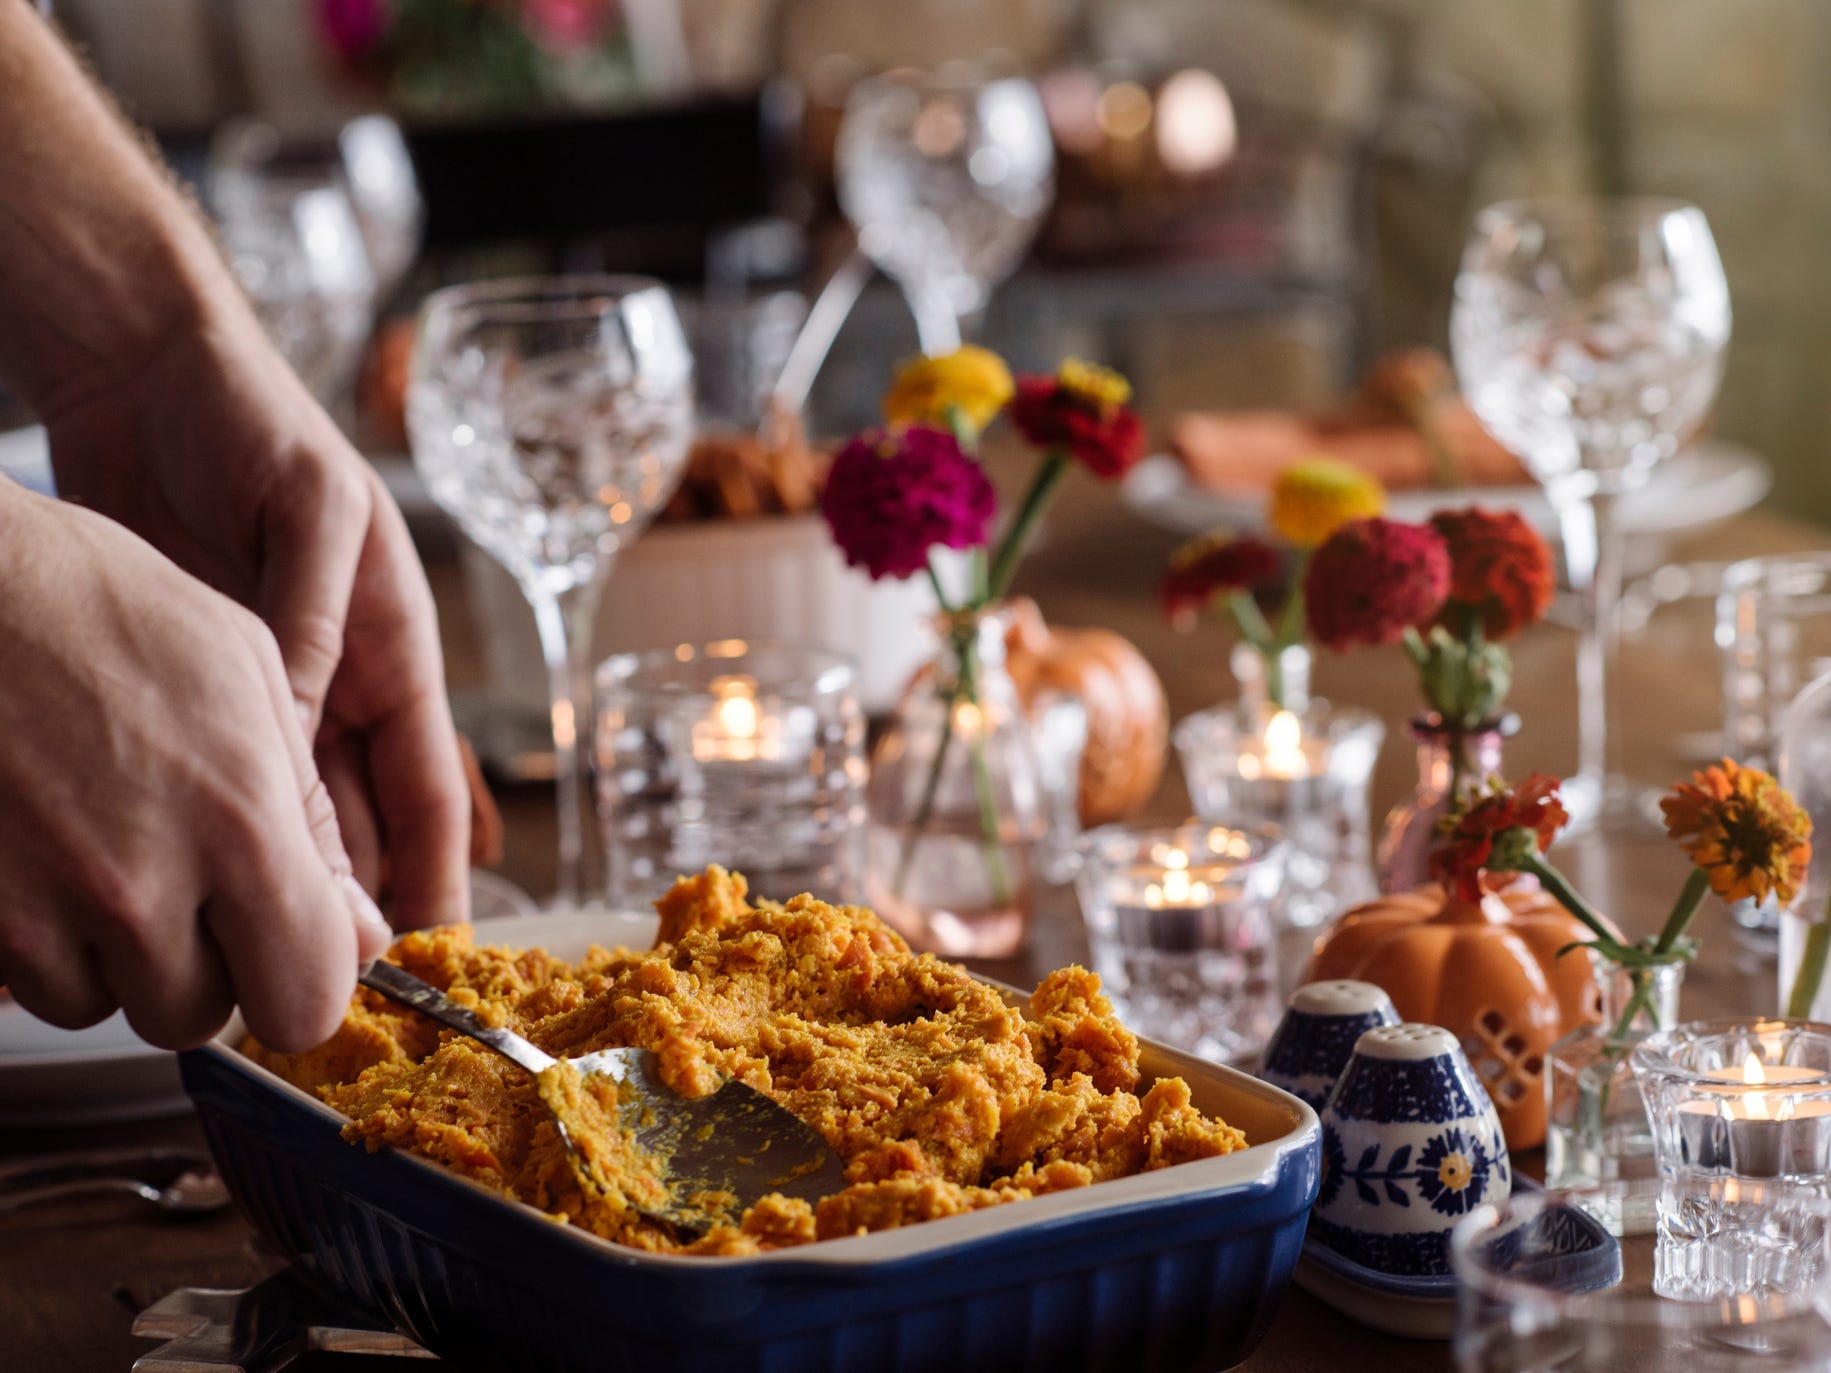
[199,910,1319,1270]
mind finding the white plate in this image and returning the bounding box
[1123,439,1772,541]
[0,1002,187,1130]
[0,424,53,495]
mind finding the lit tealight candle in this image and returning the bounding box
[1145,851,1214,910]
[1236,708,1313,782]
[1675,1053,1831,1176]
[691,678,782,763]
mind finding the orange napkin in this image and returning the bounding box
[1168,349,1533,496]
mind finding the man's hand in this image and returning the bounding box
[0,484,395,1051]
[0,2,471,931]
[44,317,472,928]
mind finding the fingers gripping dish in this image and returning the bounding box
[246,867,1246,1255]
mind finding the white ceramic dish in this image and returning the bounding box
[1124,439,1772,542]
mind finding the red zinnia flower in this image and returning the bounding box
[1304,518,1451,652]
[1008,360,1146,480]
[1432,773,1569,901]
[819,425,996,581]
[1430,507,1554,641]
[1160,534,1280,629]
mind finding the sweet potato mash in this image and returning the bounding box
[247,867,1247,1255]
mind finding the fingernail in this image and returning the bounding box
[339,874,392,937]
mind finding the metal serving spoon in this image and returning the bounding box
[358,962,843,1236]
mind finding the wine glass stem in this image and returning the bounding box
[1555,491,1625,793]
[529,573,607,908]
[909,277,963,356]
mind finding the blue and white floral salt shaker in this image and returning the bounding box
[1310,1023,1510,1277]
[1259,980,1399,1111]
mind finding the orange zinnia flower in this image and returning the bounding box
[1661,759,1813,906]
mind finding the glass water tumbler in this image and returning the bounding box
[1174,699,1383,928]
[1074,824,1285,1065]
[595,641,866,908]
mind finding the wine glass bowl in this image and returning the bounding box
[409,276,694,906]
[836,67,1055,353]
[1453,198,1730,500]
[1450,198,1730,829]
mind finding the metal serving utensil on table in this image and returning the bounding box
[358,962,844,1236]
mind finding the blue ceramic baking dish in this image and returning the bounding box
[182,911,1320,1373]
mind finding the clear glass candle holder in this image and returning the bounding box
[1634,1020,1831,1297]
[1453,1179,1831,1369]
[1073,823,1285,1065]
[1173,700,1383,929]
[595,641,866,909]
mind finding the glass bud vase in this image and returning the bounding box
[1545,957,1684,1234]
[865,605,1050,957]
[1779,668,1831,1017]
[1376,714,1517,894]
[1230,641,1312,714]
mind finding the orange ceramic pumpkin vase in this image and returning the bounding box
[1304,882,1612,1150]
[1003,598,1169,826]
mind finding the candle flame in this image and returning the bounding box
[1262,709,1311,780]
[716,692,759,740]
[1743,1052,1770,1121]
[1266,709,1300,753]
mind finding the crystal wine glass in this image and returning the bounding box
[836,67,1055,355]
[1451,198,1730,831]
[409,277,694,909]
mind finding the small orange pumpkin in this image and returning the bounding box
[1304,882,1612,1150]
[1003,598,1169,825]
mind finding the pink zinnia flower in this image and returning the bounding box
[1304,517,1451,652]
[315,0,387,59]
[521,0,615,51]
[819,426,996,581]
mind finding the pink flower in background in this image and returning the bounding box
[820,426,997,581]
[314,0,388,59]
[521,0,617,51]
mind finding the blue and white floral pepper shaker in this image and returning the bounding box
[1259,980,1399,1111]
[1310,1023,1510,1277]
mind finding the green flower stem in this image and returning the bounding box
[1275,550,1311,648]
[1788,905,1831,1018]
[893,562,960,898]
[1518,851,1625,955]
[956,636,1013,905]
[987,452,1071,601]
[1225,590,1282,708]
[1653,866,1710,957]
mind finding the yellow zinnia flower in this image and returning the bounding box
[1661,758,1813,906]
[1267,457,1386,548]
[1056,357,1132,415]
[882,346,1015,433]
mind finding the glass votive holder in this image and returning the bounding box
[594,641,866,909]
[1173,701,1384,928]
[1453,1179,1831,1368]
[1635,1019,1831,1298]
[1073,823,1285,1065]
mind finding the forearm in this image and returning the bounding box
[0,4,239,415]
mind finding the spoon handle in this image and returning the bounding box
[359,961,556,1076]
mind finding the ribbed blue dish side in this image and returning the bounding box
[185,1049,1317,1373]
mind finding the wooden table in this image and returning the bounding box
[4,487,1822,1372]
